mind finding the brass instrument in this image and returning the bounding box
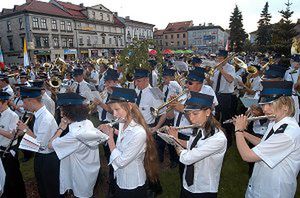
[208,52,237,76]
[88,102,97,115]
[233,57,258,75]
[48,76,62,89]
[223,115,276,124]
[7,73,20,78]
[43,62,52,73]
[150,90,187,117]
[157,123,201,133]
[54,58,67,76]
[96,58,109,65]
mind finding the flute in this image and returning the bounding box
[157,124,201,133]
[223,115,276,124]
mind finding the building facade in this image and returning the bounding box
[153,29,164,50]
[187,24,229,53]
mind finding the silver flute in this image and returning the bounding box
[223,115,276,124]
[157,124,201,133]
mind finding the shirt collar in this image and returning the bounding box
[34,105,46,118]
[271,116,295,131]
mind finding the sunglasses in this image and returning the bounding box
[186,81,197,85]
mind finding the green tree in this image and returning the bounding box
[270,0,297,56]
[229,5,248,52]
[255,2,272,52]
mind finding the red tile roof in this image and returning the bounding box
[164,21,193,33]
[56,1,86,19]
[154,29,164,36]
[113,15,125,28]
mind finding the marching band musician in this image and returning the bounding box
[48,93,109,198]
[0,91,26,198]
[98,64,109,92]
[17,86,60,198]
[87,63,100,90]
[242,65,262,99]
[206,50,235,147]
[133,68,166,132]
[18,71,31,87]
[99,87,159,198]
[168,91,227,198]
[233,81,300,198]
[148,59,159,87]
[0,74,14,99]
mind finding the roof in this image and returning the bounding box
[164,21,193,33]
[154,29,164,36]
[121,17,155,27]
[113,15,125,28]
[187,25,225,32]
[56,1,86,19]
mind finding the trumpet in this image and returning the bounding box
[157,123,201,133]
[223,115,276,124]
[150,90,187,118]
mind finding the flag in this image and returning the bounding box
[23,37,29,67]
[225,39,230,51]
[0,46,4,70]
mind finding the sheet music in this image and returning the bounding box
[157,132,186,149]
[19,134,41,152]
[240,97,259,108]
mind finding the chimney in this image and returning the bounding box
[125,16,130,20]
[80,3,84,7]
[113,12,118,16]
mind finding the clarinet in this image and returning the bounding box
[2,113,32,158]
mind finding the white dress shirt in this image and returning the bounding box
[162,81,182,101]
[52,120,108,198]
[136,85,164,125]
[211,63,235,93]
[109,120,147,189]
[151,70,158,87]
[90,70,100,87]
[0,158,5,197]
[180,129,227,193]
[74,80,93,104]
[33,106,58,154]
[97,92,113,122]
[0,108,19,147]
[244,76,262,98]
[248,117,300,198]
[42,92,55,116]
[13,97,25,118]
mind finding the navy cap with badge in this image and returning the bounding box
[184,91,214,111]
[291,54,300,62]
[192,57,202,64]
[187,67,205,83]
[73,68,84,76]
[259,81,293,104]
[263,64,287,79]
[20,87,42,99]
[108,87,137,103]
[162,68,176,77]
[148,60,157,68]
[0,91,11,101]
[133,68,150,80]
[57,93,86,106]
[217,50,228,58]
[104,68,119,81]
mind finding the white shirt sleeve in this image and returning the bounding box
[252,133,294,168]
[52,133,80,160]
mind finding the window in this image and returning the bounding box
[53,37,59,47]
[42,37,49,47]
[62,38,67,47]
[114,37,118,46]
[60,21,65,31]
[68,38,73,47]
[67,21,72,31]
[20,37,24,49]
[120,38,123,46]
[109,38,112,44]
[107,14,110,21]
[177,34,179,38]
[32,17,39,28]
[160,40,162,45]
[165,42,168,46]
[40,19,47,29]
[35,36,41,48]
[100,13,103,20]
[19,18,24,29]
[171,35,173,39]
[177,41,180,46]
[183,33,186,38]
[92,11,96,19]
[102,36,105,44]
[165,35,167,39]
[87,36,91,45]
[79,36,83,45]
[51,20,57,30]
[7,21,11,32]
[183,41,186,45]
[8,37,13,50]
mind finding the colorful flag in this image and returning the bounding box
[23,37,29,67]
[225,39,230,51]
[0,46,4,70]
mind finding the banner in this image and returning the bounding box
[23,38,29,67]
[0,46,4,70]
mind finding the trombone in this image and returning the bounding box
[150,90,187,117]
[207,52,237,76]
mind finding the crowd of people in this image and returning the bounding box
[0,49,299,198]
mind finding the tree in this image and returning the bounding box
[270,0,297,56]
[255,2,272,52]
[229,5,248,52]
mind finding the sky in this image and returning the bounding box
[1,0,300,33]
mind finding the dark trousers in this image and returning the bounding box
[34,152,60,198]
[0,148,26,198]
[180,188,217,198]
[216,93,234,147]
[114,184,147,198]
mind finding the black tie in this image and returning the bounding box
[185,129,202,186]
[101,94,110,121]
[215,71,222,93]
[164,86,169,102]
[76,83,80,94]
[175,112,183,127]
[136,90,142,106]
[265,124,288,140]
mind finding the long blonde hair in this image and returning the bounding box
[272,96,295,117]
[115,101,159,182]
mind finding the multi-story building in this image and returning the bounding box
[0,0,126,64]
[153,28,164,50]
[187,23,229,53]
[118,16,154,46]
[163,21,193,50]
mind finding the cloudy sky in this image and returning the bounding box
[1,0,300,33]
